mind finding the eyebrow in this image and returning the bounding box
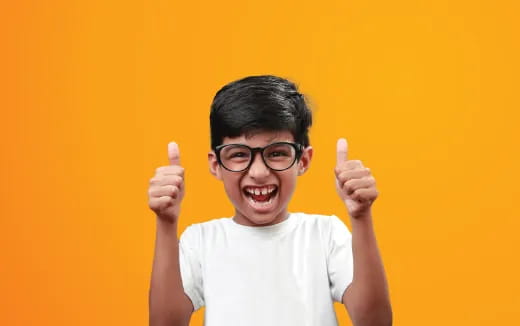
[226,140,292,147]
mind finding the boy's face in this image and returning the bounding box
[208,130,313,227]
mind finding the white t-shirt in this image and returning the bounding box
[179,212,354,326]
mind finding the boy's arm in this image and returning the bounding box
[149,219,194,326]
[148,142,193,326]
[342,214,392,326]
[335,138,392,326]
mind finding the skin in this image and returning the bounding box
[148,143,192,326]
[208,130,313,227]
[148,134,392,326]
[148,142,185,223]
[335,138,393,326]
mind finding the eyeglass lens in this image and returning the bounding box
[220,143,297,171]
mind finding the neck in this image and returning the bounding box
[233,209,289,227]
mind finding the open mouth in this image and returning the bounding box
[243,185,278,207]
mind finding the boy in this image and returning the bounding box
[148,75,392,326]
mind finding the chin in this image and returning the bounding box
[249,214,277,225]
[244,209,286,226]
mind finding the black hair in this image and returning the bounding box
[210,75,313,149]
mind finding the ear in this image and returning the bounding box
[297,146,313,176]
[208,151,223,180]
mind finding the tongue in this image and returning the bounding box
[252,193,270,201]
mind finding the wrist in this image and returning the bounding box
[156,216,179,233]
[348,206,373,220]
[350,212,373,225]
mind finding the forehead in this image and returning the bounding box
[222,130,294,145]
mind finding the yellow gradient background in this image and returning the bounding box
[1,0,519,325]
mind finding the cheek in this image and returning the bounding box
[279,172,298,195]
[222,174,244,197]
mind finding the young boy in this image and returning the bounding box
[148,75,392,326]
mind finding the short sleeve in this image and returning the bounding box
[327,215,354,303]
[179,224,205,311]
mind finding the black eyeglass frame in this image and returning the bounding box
[214,141,305,172]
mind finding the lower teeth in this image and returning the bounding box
[249,195,273,206]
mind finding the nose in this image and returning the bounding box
[248,152,270,179]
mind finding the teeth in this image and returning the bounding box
[245,186,275,195]
[248,194,274,206]
[244,185,277,195]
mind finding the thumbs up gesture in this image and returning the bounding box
[335,138,378,219]
[148,142,185,223]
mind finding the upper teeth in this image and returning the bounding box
[245,185,276,195]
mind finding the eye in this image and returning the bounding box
[268,151,289,157]
[230,152,247,158]
[265,144,294,159]
[222,146,251,161]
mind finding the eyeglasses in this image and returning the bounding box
[214,142,304,172]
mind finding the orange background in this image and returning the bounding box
[1,0,519,325]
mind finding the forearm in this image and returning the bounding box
[348,214,392,326]
[149,219,188,326]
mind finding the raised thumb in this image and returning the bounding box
[336,138,348,165]
[168,142,181,165]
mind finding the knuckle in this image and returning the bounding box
[343,183,353,194]
[171,186,180,197]
[352,189,360,199]
[157,196,172,208]
[149,199,160,209]
[348,160,361,167]
[163,176,172,185]
[337,162,348,171]
[158,194,168,201]
[150,186,160,196]
[341,171,351,180]
[173,175,184,186]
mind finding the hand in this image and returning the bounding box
[148,142,185,223]
[335,138,378,219]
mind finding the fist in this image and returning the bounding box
[148,142,185,223]
[335,138,378,219]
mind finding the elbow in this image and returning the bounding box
[374,303,393,326]
[352,300,393,326]
[149,312,189,326]
[149,297,190,326]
